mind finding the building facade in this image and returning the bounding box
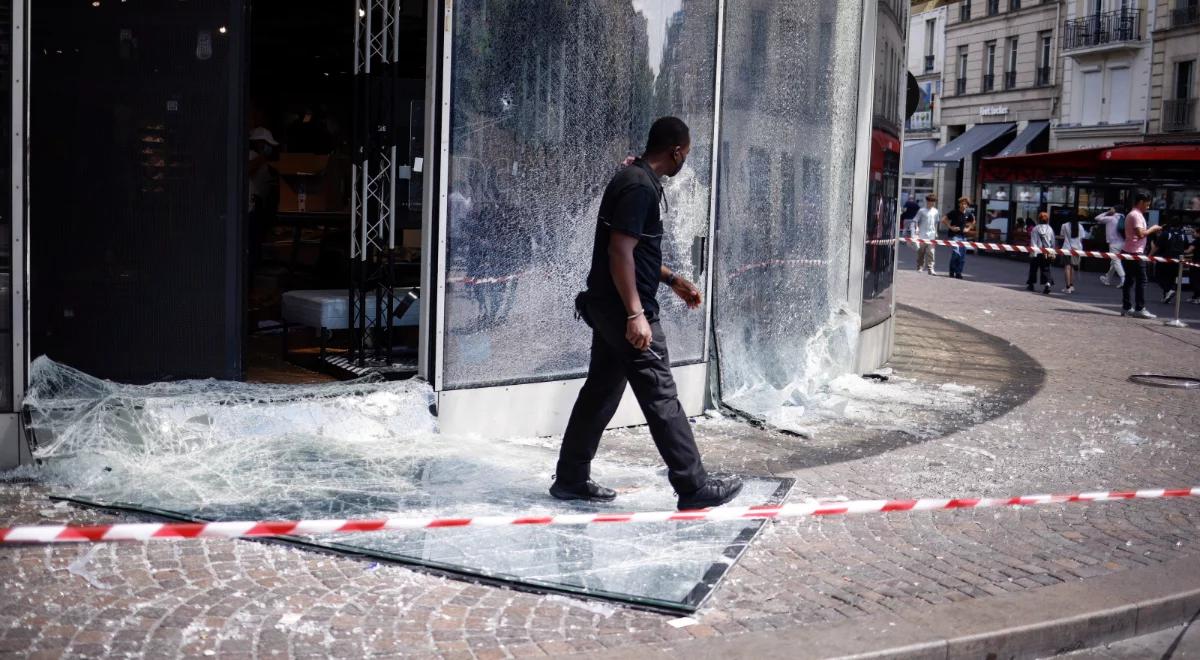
[934,0,1060,204]
[1147,0,1200,137]
[902,0,950,203]
[1055,0,1156,149]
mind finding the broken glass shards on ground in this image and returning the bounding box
[21,357,790,613]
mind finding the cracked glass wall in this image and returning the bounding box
[441,0,717,389]
[713,1,866,419]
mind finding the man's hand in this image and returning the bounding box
[670,277,703,309]
[626,315,653,351]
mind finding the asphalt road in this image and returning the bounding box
[897,242,1200,327]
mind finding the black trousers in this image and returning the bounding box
[1026,255,1053,287]
[555,301,708,495]
[1122,258,1148,311]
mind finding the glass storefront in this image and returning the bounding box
[441,0,718,389]
[714,0,865,414]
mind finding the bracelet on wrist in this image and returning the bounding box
[665,272,677,287]
[627,310,644,320]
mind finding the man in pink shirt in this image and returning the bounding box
[1121,193,1164,319]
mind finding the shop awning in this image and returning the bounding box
[922,122,1015,166]
[902,139,938,176]
[995,121,1049,157]
[979,142,1200,185]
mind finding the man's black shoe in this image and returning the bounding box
[677,477,744,510]
[549,480,617,502]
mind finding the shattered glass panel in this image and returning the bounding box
[442,0,717,388]
[23,358,789,612]
[714,2,865,420]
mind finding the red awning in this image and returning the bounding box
[979,142,1200,185]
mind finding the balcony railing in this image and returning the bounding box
[1172,2,1200,27]
[956,77,967,95]
[908,110,934,131]
[1036,66,1051,86]
[1163,98,1197,132]
[924,54,935,72]
[1004,71,1017,89]
[1063,9,1142,50]
[982,73,995,91]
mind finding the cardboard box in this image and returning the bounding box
[271,153,344,212]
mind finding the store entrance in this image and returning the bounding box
[28,1,428,386]
[244,1,427,384]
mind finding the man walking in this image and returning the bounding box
[941,196,976,279]
[1121,193,1163,319]
[551,117,742,511]
[913,194,940,274]
[1095,206,1125,287]
[1026,212,1056,295]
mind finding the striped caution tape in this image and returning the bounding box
[3,487,1198,545]
[877,237,1199,267]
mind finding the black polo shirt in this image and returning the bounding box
[585,159,665,317]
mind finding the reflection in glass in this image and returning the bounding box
[442,0,717,389]
[862,0,906,333]
[714,1,865,415]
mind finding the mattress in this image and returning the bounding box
[281,289,419,330]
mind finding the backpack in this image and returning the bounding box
[1116,214,1126,237]
[1165,226,1191,256]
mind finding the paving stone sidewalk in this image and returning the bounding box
[1,270,1198,658]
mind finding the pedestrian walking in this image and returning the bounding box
[941,196,976,279]
[1095,206,1126,287]
[1147,216,1192,304]
[1058,215,1086,294]
[900,196,920,238]
[913,194,940,275]
[1026,212,1055,295]
[1186,225,1200,305]
[553,116,742,511]
[1120,193,1164,319]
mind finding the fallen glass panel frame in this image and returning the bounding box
[25,358,790,613]
[60,477,790,614]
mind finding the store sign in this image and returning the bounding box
[980,106,1008,116]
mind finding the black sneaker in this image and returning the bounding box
[549,480,616,502]
[1026,284,1035,291]
[1164,290,1176,304]
[677,477,744,511]
[1043,284,1051,295]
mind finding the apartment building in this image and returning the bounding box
[902,0,952,202]
[1055,0,1156,149]
[928,0,1059,203]
[1147,0,1200,137]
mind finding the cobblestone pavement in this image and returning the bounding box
[1,270,1198,658]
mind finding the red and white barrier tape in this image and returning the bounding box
[877,237,1199,267]
[4,487,1198,545]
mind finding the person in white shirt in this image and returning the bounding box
[912,193,940,275]
[1058,216,1087,294]
[1094,207,1125,287]
[1026,212,1056,295]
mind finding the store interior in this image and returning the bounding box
[243,0,427,383]
[28,1,428,385]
